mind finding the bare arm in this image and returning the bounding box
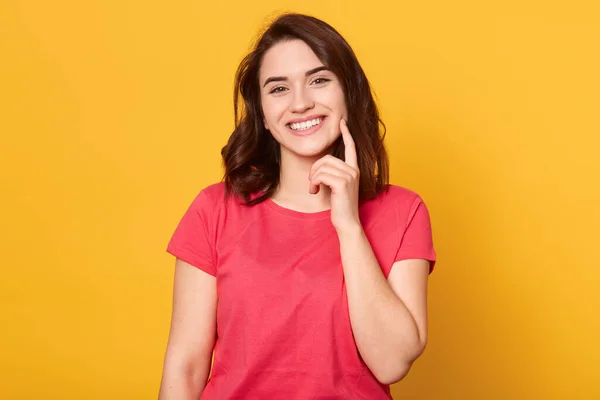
[306,120,431,384]
[158,259,217,399]
[339,226,430,385]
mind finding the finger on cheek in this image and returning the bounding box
[340,121,350,142]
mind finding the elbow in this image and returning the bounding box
[373,340,427,385]
[161,348,213,390]
[159,357,210,400]
[374,363,412,385]
[164,348,212,378]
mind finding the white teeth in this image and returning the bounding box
[289,118,323,131]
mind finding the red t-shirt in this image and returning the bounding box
[167,182,436,399]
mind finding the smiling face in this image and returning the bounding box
[259,39,348,161]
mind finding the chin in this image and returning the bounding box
[288,140,336,159]
[293,149,329,159]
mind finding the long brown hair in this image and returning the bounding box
[221,13,389,205]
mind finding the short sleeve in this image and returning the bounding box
[394,196,437,273]
[166,190,216,276]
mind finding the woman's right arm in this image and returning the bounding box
[158,258,217,400]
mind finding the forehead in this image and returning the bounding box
[259,39,324,82]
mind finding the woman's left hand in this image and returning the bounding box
[309,119,361,233]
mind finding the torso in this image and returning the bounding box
[198,183,420,399]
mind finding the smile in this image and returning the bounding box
[287,117,324,131]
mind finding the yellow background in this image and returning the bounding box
[1,0,599,399]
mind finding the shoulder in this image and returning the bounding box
[199,181,227,201]
[373,184,425,208]
[361,184,431,225]
[192,181,249,216]
[186,182,228,214]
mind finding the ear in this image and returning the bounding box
[263,120,270,131]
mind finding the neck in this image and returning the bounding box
[271,148,331,212]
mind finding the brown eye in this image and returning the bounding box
[269,86,287,94]
[312,78,331,85]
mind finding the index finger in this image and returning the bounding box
[340,119,358,169]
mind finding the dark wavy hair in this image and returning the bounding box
[221,13,389,205]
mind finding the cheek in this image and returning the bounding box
[317,86,347,115]
[262,98,288,125]
[334,88,348,115]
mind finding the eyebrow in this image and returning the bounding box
[262,66,329,88]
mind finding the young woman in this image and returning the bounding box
[159,13,436,400]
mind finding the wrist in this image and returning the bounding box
[335,220,363,239]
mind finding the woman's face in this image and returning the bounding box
[259,39,347,160]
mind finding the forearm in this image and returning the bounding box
[338,224,425,384]
[158,354,211,400]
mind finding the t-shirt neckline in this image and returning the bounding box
[264,198,332,220]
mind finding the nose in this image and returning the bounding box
[289,86,314,113]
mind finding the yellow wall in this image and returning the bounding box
[1,1,598,399]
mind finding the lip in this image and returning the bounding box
[286,114,326,124]
[286,116,327,137]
